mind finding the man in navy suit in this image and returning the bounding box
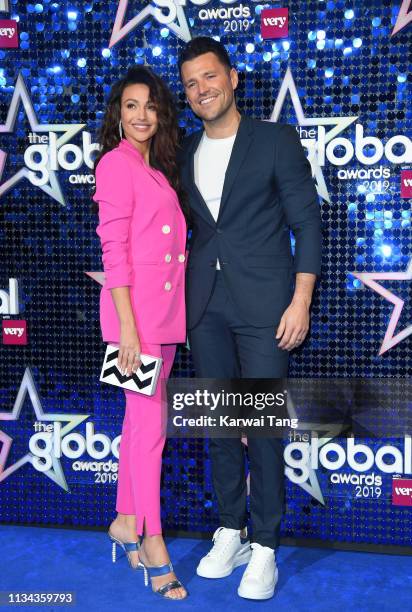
[178,37,322,600]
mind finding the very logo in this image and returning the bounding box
[401,169,412,198]
[392,477,412,506]
[263,15,286,27]
[261,8,288,39]
[2,320,27,345]
[394,486,412,495]
[4,326,24,337]
[0,19,18,48]
[0,26,14,37]
[1,280,27,345]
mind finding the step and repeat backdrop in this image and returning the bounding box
[0,1,411,548]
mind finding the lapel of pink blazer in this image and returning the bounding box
[118,138,176,199]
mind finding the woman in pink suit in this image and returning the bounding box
[93,66,188,600]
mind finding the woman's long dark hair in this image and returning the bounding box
[92,65,188,219]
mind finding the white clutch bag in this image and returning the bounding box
[100,344,163,396]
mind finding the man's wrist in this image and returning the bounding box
[291,294,311,308]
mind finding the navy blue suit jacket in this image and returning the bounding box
[180,115,322,330]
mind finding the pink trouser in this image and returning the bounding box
[115,343,176,536]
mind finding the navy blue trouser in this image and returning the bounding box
[189,271,289,549]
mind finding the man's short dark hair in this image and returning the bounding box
[178,36,232,74]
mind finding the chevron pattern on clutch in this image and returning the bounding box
[101,364,153,389]
[100,345,163,395]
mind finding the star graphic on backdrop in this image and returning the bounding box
[269,66,359,203]
[109,0,191,48]
[0,368,89,491]
[85,271,105,286]
[391,0,412,36]
[283,391,350,504]
[351,258,412,355]
[0,73,86,205]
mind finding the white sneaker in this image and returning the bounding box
[237,543,278,600]
[196,527,252,579]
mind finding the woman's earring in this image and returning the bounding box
[119,120,123,139]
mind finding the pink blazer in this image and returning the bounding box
[94,138,187,345]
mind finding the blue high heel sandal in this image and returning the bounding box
[108,531,141,570]
[140,560,188,599]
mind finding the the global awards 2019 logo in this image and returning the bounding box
[3,368,411,506]
[109,0,262,45]
[0,369,120,491]
[0,74,99,205]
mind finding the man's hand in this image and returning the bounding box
[276,298,310,351]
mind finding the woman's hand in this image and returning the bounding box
[118,322,142,376]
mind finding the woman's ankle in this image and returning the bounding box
[143,533,163,542]
[115,513,136,527]
[141,536,170,562]
[111,515,139,541]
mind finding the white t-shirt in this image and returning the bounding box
[194,132,237,269]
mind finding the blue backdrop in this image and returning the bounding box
[0,0,411,548]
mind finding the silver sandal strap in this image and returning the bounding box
[157,580,183,596]
[123,542,139,552]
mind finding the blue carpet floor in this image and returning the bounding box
[0,525,411,611]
